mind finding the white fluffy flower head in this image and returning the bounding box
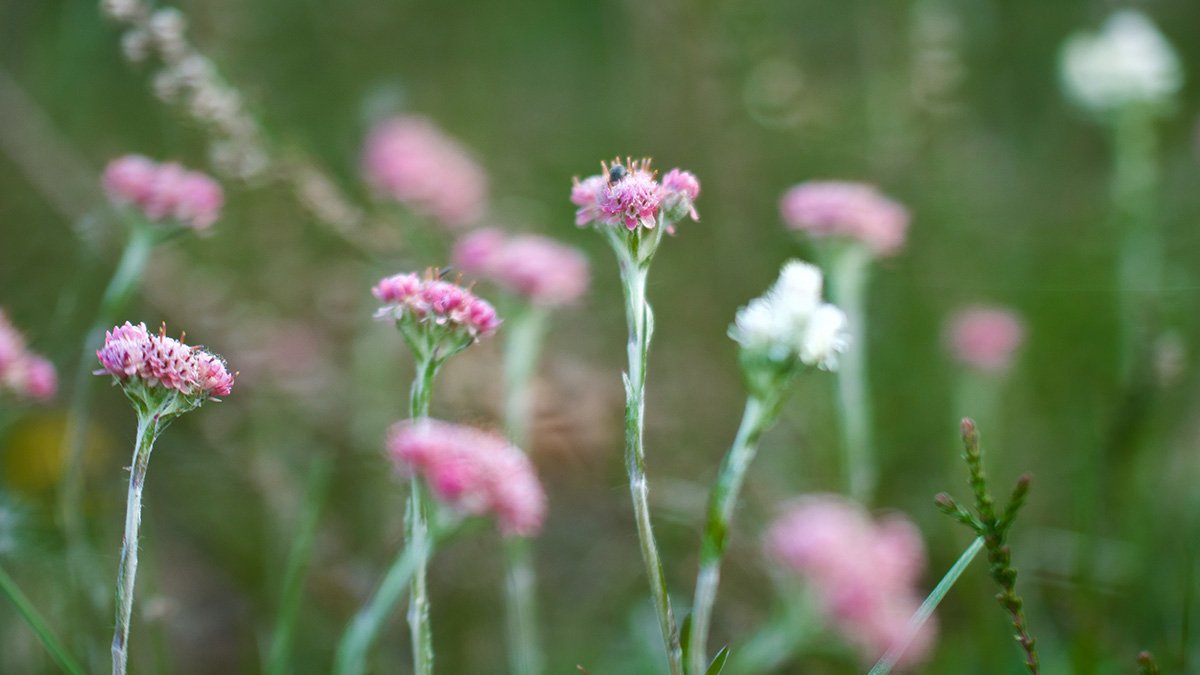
[730,260,848,370]
[1059,10,1182,114]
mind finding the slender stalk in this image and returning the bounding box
[0,563,87,675]
[111,409,162,675]
[406,356,439,675]
[868,536,984,675]
[688,394,779,675]
[500,306,548,675]
[60,224,155,609]
[617,259,683,675]
[333,529,432,675]
[827,245,875,503]
[266,456,333,675]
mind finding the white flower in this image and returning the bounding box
[1059,10,1182,114]
[730,260,849,371]
[800,304,849,370]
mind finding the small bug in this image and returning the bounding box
[608,163,627,184]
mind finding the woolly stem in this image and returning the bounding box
[406,356,439,675]
[828,244,876,503]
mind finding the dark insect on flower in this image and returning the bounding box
[607,163,627,184]
[437,266,454,279]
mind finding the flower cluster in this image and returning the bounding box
[1059,10,1182,115]
[730,260,848,370]
[765,495,934,668]
[96,322,234,400]
[0,310,56,402]
[388,419,547,537]
[945,306,1026,374]
[362,115,488,228]
[452,229,590,306]
[571,158,700,231]
[779,181,909,256]
[103,155,224,231]
[373,271,501,358]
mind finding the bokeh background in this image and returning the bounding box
[2,0,1200,673]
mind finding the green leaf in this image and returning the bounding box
[706,646,730,675]
[680,612,693,662]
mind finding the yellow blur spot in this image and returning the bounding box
[2,412,112,496]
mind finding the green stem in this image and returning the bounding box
[111,408,162,675]
[407,356,439,675]
[618,259,683,675]
[333,527,434,675]
[266,456,333,675]
[500,306,548,675]
[60,224,155,609]
[688,394,779,675]
[868,536,984,675]
[0,563,87,675]
[828,245,875,503]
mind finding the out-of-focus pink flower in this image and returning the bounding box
[96,322,234,399]
[0,310,57,402]
[103,155,224,230]
[660,168,700,223]
[388,419,546,536]
[373,271,501,340]
[779,181,909,256]
[765,495,935,668]
[361,115,488,228]
[945,306,1026,373]
[452,229,590,306]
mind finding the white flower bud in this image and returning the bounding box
[1059,11,1182,114]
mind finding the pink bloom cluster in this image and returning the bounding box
[362,115,488,228]
[765,495,935,668]
[945,306,1026,373]
[779,181,909,256]
[373,272,501,338]
[452,229,589,306]
[103,155,224,230]
[0,310,56,402]
[96,322,234,398]
[388,419,547,537]
[571,158,700,231]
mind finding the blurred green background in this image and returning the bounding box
[2,0,1200,672]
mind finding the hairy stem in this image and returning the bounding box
[828,244,875,503]
[111,409,162,675]
[619,259,682,675]
[688,394,778,674]
[406,356,439,675]
[501,306,548,675]
[61,225,155,610]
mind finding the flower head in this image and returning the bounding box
[730,260,848,371]
[103,155,223,230]
[362,115,488,227]
[373,270,500,360]
[0,310,57,403]
[96,322,233,411]
[388,419,546,536]
[765,495,935,668]
[1059,10,1182,115]
[572,157,700,233]
[945,306,1025,373]
[452,229,590,306]
[779,181,909,256]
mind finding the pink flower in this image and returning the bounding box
[765,495,935,668]
[96,322,234,398]
[103,155,224,230]
[361,115,488,228]
[452,229,590,306]
[779,181,909,256]
[945,306,1026,373]
[570,175,606,226]
[388,419,547,536]
[600,160,662,231]
[372,271,501,340]
[660,168,701,222]
[0,310,57,403]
